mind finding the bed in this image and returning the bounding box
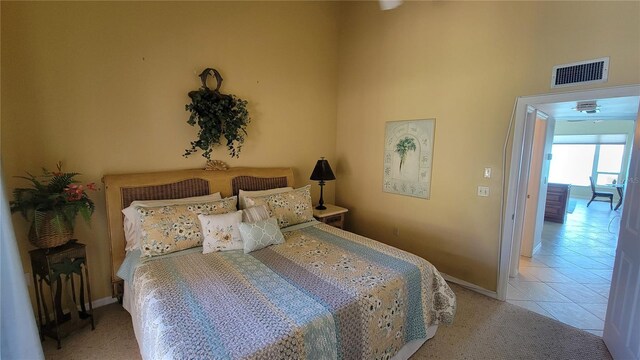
[103,167,456,360]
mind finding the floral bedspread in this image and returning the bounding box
[128,223,456,360]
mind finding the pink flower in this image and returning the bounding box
[86,183,97,191]
[64,184,84,201]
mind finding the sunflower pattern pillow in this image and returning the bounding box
[137,196,237,257]
[244,185,313,228]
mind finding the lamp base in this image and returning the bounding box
[315,181,327,211]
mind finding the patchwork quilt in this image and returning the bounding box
[126,223,456,359]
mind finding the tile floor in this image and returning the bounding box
[507,197,620,337]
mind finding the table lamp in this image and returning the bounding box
[310,157,335,210]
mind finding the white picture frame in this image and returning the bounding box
[383,119,435,199]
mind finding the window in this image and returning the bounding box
[596,144,625,185]
[549,144,596,186]
[548,135,626,187]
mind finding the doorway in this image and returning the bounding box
[497,85,640,334]
[509,197,621,335]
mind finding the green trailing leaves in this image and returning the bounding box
[184,69,250,160]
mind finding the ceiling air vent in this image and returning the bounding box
[551,57,609,88]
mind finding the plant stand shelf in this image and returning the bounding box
[29,241,95,349]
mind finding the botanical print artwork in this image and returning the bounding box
[395,137,417,173]
[383,119,435,199]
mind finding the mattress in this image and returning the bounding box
[119,221,456,359]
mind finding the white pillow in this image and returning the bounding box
[199,210,244,254]
[238,187,293,209]
[122,193,222,251]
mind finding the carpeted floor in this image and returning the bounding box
[42,283,611,360]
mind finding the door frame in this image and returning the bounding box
[497,84,640,301]
[513,109,553,272]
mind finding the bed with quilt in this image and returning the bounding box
[103,167,456,360]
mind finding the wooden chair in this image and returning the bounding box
[587,176,614,209]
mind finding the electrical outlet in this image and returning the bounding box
[393,227,400,237]
[484,167,492,178]
[477,186,490,197]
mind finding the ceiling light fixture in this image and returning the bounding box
[573,100,601,114]
[379,0,402,10]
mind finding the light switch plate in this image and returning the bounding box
[477,186,490,197]
[484,167,492,178]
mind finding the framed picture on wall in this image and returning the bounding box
[383,119,435,199]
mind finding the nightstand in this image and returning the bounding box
[29,241,94,349]
[313,204,348,229]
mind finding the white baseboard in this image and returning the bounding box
[441,273,499,300]
[532,241,542,256]
[44,296,117,320]
[91,296,117,309]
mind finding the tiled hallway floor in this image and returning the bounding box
[507,198,619,336]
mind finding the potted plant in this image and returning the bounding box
[9,162,96,249]
[184,68,250,160]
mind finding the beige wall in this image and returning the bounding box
[3,1,640,303]
[336,1,640,291]
[1,1,338,302]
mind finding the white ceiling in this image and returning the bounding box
[536,95,639,122]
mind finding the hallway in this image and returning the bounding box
[507,198,618,336]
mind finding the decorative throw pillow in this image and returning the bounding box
[244,185,313,228]
[238,187,293,209]
[242,205,270,223]
[137,196,237,257]
[199,211,244,254]
[239,217,285,253]
[122,193,222,251]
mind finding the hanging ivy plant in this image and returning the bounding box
[184,68,250,159]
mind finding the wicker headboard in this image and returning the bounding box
[231,176,288,196]
[102,167,294,298]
